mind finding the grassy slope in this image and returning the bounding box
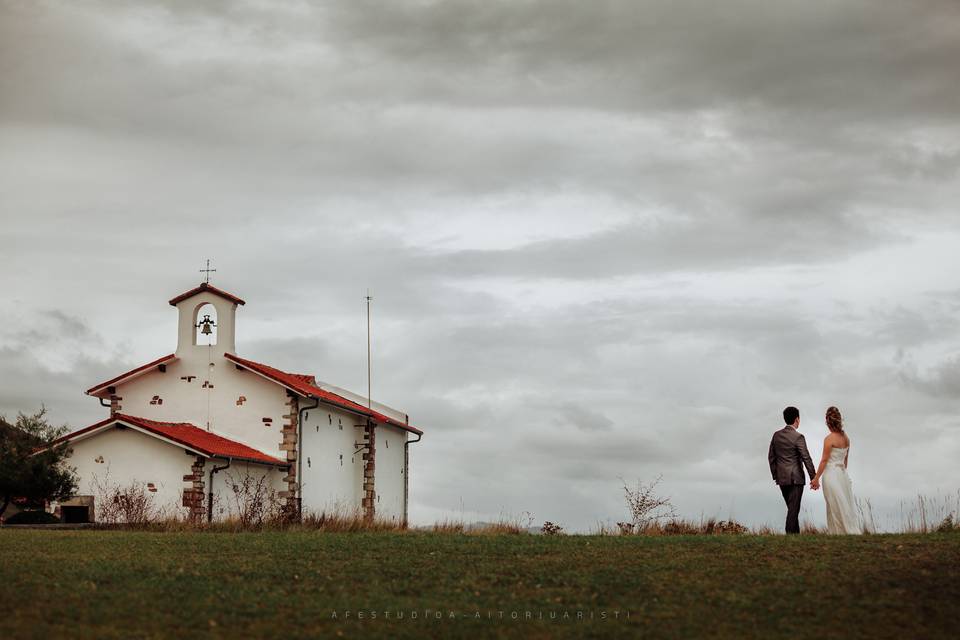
[1,530,957,639]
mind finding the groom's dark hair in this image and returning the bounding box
[783,406,800,425]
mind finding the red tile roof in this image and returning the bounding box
[225,353,423,436]
[85,354,177,396]
[56,414,286,466]
[168,282,246,307]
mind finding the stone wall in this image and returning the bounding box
[361,422,376,520]
[182,456,206,521]
[279,391,299,517]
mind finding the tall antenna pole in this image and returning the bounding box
[366,289,372,409]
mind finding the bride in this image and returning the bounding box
[810,406,863,534]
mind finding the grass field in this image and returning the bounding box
[1,530,957,639]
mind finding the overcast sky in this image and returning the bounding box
[2,0,959,531]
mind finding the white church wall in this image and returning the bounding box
[208,459,287,522]
[111,356,290,460]
[374,424,407,522]
[65,426,193,521]
[299,406,366,516]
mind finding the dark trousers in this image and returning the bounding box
[779,484,804,534]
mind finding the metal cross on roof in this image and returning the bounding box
[200,259,216,284]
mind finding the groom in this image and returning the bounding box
[768,406,817,534]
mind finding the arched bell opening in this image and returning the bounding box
[193,303,218,346]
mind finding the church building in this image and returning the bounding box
[52,281,423,524]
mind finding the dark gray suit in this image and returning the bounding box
[768,426,816,534]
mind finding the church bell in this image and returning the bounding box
[197,314,215,335]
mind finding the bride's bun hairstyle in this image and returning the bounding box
[825,406,844,433]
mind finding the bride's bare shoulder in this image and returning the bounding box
[824,432,846,446]
[828,432,850,447]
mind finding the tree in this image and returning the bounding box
[0,408,78,517]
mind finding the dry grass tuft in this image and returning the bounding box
[899,491,960,534]
[800,521,826,535]
[615,516,750,536]
[298,507,404,533]
[469,520,524,535]
[426,511,533,535]
[430,519,466,534]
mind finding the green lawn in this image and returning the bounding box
[1,530,957,639]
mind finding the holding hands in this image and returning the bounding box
[810,478,820,491]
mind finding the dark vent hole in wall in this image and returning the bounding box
[61,506,90,524]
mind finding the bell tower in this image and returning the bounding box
[168,282,246,359]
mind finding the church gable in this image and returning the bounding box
[87,354,292,459]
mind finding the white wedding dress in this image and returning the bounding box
[821,447,862,534]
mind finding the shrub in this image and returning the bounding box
[91,474,161,525]
[936,514,958,533]
[222,470,282,528]
[621,475,677,531]
[5,510,60,525]
[541,521,564,536]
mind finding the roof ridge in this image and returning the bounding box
[225,353,422,436]
[168,282,246,307]
[85,354,177,396]
[57,413,286,466]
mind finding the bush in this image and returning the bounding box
[541,521,564,535]
[4,510,60,525]
[936,514,958,533]
[92,477,161,525]
[707,519,748,535]
[622,475,677,530]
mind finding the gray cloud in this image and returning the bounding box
[900,355,960,399]
[555,403,614,432]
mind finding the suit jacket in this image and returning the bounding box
[768,426,816,486]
